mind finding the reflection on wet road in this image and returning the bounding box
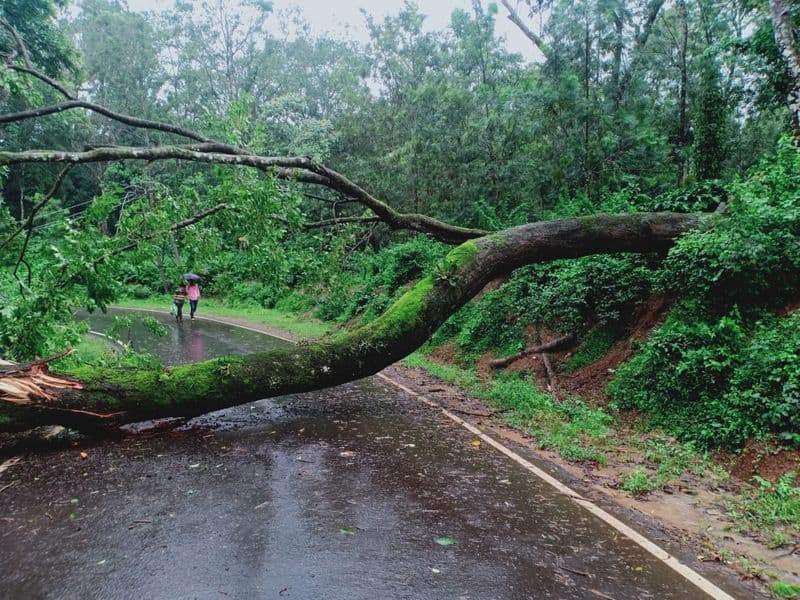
[0,309,749,599]
[85,308,292,363]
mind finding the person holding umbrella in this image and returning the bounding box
[184,273,201,320]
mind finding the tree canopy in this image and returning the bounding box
[0,0,798,449]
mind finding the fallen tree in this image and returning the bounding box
[0,21,713,435]
[0,212,707,434]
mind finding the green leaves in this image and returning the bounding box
[434,536,456,546]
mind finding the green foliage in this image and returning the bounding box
[451,290,527,358]
[611,306,800,448]
[728,472,800,544]
[610,304,745,446]
[404,353,611,463]
[645,180,727,213]
[658,140,800,308]
[621,468,656,495]
[610,146,800,449]
[432,251,655,359]
[314,238,449,323]
[128,284,153,299]
[563,326,618,372]
[691,54,730,180]
[772,581,800,599]
[0,0,80,78]
[618,436,716,496]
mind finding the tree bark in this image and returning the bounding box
[0,145,486,244]
[490,334,576,369]
[675,0,690,183]
[769,0,800,138]
[0,212,708,434]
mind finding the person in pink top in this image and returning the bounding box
[186,281,201,320]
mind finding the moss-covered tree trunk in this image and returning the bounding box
[0,213,706,435]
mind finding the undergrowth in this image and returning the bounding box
[403,352,612,464]
[727,472,800,546]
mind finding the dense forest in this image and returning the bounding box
[0,0,798,461]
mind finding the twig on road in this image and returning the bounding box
[0,480,18,493]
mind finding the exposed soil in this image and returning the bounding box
[726,440,800,483]
[489,296,673,403]
[775,298,800,317]
[474,351,496,379]
[428,341,459,365]
[560,296,672,401]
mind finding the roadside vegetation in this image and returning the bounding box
[1,0,799,592]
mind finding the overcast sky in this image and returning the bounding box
[121,0,542,62]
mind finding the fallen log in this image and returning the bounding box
[490,334,577,369]
[0,212,707,434]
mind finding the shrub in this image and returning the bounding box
[658,139,800,309]
[128,284,153,299]
[610,142,800,449]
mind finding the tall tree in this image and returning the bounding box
[769,0,800,137]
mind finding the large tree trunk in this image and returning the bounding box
[675,0,690,184]
[770,0,800,138]
[0,212,707,435]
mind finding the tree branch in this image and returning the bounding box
[1,28,483,244]
[110,203,231,256]
[7,65,76,100]
[303,192,360,205]
[303,216,382,229]
[5,166,72,296]
[0,17,32,69]
[0,145,487,243]
[0,100,216,144]
[499,0,552,61]
[490,334,577,369]
[1,17,77,100]
[2,165,71,253]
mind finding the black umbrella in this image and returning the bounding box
[183,272,201,281]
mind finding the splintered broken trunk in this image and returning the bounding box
[0,213,706,435]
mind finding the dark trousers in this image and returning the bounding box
[174,301,184,320]
[189,299,198,317]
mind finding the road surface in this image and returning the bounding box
[0,309,754,599]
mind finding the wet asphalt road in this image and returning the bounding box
[0,309,749,599]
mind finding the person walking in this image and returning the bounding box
[172,284,187,321]
[186,280,201,320]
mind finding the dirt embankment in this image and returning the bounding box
[419,295,800,592]
[431,295,672,402]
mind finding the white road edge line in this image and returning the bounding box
[375,373,737,600]
[108,306,736,600]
